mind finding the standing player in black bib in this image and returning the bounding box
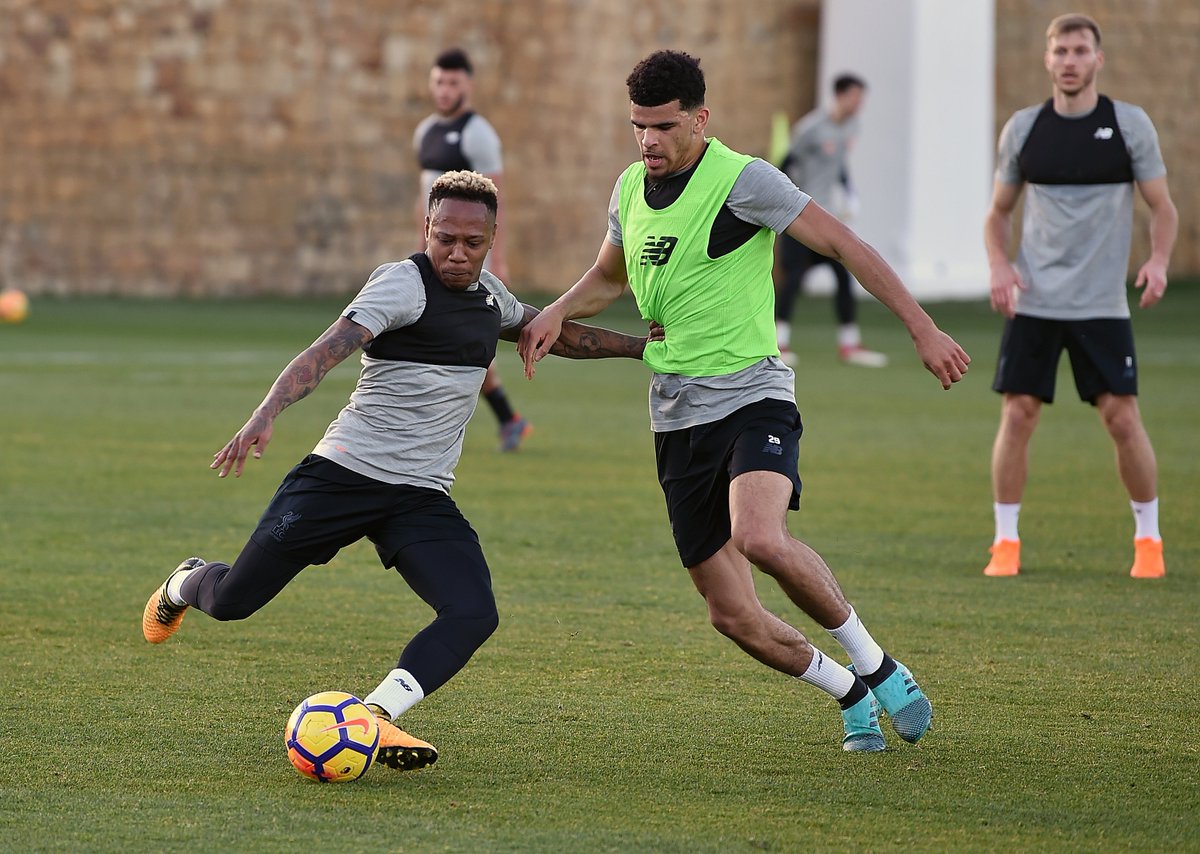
[415,47,531,452]
[982,14,1179,579]
[142,172,658,773]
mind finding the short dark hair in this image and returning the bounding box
[626,50,705,111]
[428,170,498,219]
[434,47,473,75]
[833,73,866,95]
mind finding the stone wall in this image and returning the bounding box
[1,0,1194,297]
[0,0,818,296]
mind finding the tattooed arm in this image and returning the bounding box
[500,304,662,365]
[212,317,374,478]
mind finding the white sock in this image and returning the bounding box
[1131,498,1161,540]
[994,502,1020,543]
[797,647,856,700]
[776,320,791,349]
[165,567,194,606]
[827,607,885,676]
[363,668,425,720]
[837,323,861,350]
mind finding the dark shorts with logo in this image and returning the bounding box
[250,454,479,569]
[992,315,1138,404]
[654,398,803,568]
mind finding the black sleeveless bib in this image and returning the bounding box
[417,111,476,173]
[1017,95,1133,186]
[362,253,500,368]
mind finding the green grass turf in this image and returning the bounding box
[0,285,1197,852]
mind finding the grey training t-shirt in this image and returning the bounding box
[312,260,524,492]
[783,108,859,209]
[996,99,1166,320]
[608,157,810,432]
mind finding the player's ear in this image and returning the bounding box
[693,107,710,135]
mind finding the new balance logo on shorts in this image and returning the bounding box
[640,235,678,267]
[762,434,783,456]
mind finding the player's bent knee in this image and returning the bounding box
[205,600,261,622]
[450,604,499,648]
[732,530,789,572]
[706,602,764,641]
[469,608,500,645]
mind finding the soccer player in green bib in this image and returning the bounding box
[520,51,970,752]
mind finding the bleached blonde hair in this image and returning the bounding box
[428,170,498,218]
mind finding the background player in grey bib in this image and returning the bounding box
[415,47,530,451]
[981,13,1178,579]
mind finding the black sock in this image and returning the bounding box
[838,676,870,710]
[860,653,897,690]
[484,388,515,424]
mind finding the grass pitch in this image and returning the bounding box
[1,286,1197,852]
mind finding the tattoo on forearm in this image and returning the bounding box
[259,320,370,417]
[551,321,645,360]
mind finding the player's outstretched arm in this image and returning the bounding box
[518,239,629,378]
[785,202,971,390]
[503,303,661,362]
[212,317,373,478]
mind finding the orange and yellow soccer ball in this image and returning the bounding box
[284,691,379,783]
[0,288,29,324]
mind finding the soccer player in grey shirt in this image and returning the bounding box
[775,74,887,368]
[142,172,659,773]
[981,14,1178,579]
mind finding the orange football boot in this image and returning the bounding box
[142,557,205,643]
[374,715,438,771]
[1130,537,1165,579]
[983,539,1020,577]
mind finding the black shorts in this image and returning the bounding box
[992,315,1138,404]
[654,398,803,568]
[249,454,479,569]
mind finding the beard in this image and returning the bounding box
[1056,66,1095,95]
[437,94,466,116]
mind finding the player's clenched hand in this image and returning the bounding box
[517,308,565,379]
[647,321,665,343]
[989,262,1026,318]
[915,329,971,390]
[212,411,275,478]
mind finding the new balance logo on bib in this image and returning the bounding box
[640,235,678,266]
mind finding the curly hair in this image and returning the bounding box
[625,50,705,111]
[428,170,498,218]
